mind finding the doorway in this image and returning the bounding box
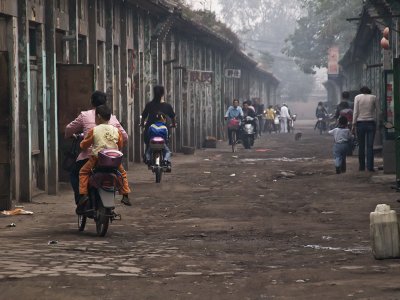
[57,64,94,182]
[0,51,11,210]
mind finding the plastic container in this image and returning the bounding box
[370,204,400,259]
[97,149,123,168]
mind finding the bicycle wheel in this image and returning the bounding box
[231,131,237,153]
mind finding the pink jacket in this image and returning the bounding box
[65,109,128,161]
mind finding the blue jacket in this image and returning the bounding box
[149,122,168,141]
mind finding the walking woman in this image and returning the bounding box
[352,86,380,172]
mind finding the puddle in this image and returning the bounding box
[304,244,370,254]
[241,157,315,163]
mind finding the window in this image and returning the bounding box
[78,35,87,64]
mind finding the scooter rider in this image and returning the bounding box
[140,85,176,164]
[65,91,131,206]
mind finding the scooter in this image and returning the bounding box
[241,116,256,149]
[148,137,170,183]
[78,148,122,237]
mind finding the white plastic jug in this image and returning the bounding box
[370,204,400,259]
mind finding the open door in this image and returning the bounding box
[57,64,94,182]
[0,52,11,210]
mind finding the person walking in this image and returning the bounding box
[264,105,276,133]
[280,104,291,133]
[329,116,352,174]
[352,86,380,172]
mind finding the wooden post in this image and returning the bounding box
[45,0,58,195]
[120,1,129,167]
[17,0,32,202]
[69,0,78,64]
[88,0,97,72]
[105,0,114,110]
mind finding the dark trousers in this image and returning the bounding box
[356,121,376,171]
[70,159,89,204]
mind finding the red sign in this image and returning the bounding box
[328,47,339,75]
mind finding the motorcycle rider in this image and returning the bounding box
[65,91,130,207]
[315,101,328,131]
[224,99,244,145]
[145,112,172,171]
[141,85,176,165]
[242,101,257,134]
[77,105,131,213]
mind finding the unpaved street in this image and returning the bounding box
[1,121,400,300]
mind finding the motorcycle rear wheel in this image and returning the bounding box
[96,207,110,237]
[155,168,162,183]
[78,215,87,232]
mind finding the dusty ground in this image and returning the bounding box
[1,120,400,300]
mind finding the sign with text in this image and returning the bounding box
[224,69,241,78]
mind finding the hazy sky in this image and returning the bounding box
[185,0,221,14]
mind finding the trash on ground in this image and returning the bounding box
[1,208,34,216]
[230,174,236,177]
[255,149,274,152]
[203,171,211,174]
[232,155,238,159]
[6,223,16,228]
[48,240,58,245]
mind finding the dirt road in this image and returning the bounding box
[1,121,400,300]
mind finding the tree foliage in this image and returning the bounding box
[218,0,315,102]
[284,0,364,74]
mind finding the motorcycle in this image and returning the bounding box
[78,147,123,237]
[148,136,170,183]
[241,116,256,149]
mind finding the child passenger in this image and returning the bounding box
[145,112,172,172]
[78,105,131,212]
[329,116,352,174]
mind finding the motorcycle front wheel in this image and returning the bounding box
[78,215,87,232]
[243,135,251,149]
[231,131,237,153]
[96,207,110,237]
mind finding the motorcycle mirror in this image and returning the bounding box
[384,122,395,129]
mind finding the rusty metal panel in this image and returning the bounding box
[0,0,17,17]
[57,64,94,181]
[0,17,6,51]
[0,51,11,210]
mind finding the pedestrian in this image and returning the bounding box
[224,99,244,145]
[329,116,352,174]
[280,103,291,133]
[65,91,130,206]
[264,105,276,133]
[352,86,380,172]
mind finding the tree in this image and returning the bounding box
[284,0,364,73]
[218,0,315,102]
